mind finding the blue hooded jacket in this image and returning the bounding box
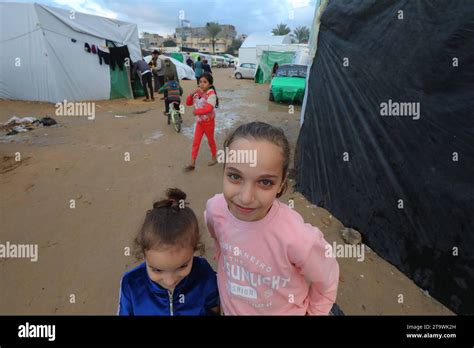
[118,256,218,316]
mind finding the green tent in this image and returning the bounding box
[106,41,134,99]
[110,66,134,99]
[189,52,200,60]
[171,52,184,63]
[254,51,295,84]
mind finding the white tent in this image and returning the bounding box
[0,2,141,103]
[255,43,309,64]
[238,34,292,65]
[144,55,196,80]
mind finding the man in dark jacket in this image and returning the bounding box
[132,59,154,102]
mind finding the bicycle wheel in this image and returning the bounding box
[172,110,181,133]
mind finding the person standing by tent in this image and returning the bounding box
[156,54,166,95]
[186,55,195,70]
[202,59,212,74]
[194,57,203,86]
[163,58,178,81]
[151,50,164,92]
[272,62,279,78]
[132,58,154,102]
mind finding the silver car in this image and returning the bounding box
[234,63,257,79]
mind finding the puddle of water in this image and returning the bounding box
[218,101,260,111]
[144,130,164,144]
[181,111,239,140]
[218,89,250,99]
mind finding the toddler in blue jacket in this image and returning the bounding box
[118,188,219,315]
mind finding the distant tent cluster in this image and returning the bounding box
[238,33,311,84]
[296,0,474,314]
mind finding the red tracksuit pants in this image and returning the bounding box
[192,119,217,160]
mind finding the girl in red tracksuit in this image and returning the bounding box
[185,73,219,171]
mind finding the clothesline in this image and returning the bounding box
[41,27,124,47]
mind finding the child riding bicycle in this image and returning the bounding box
[159,76,183,123]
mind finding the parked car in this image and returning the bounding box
[234,63,257,79]
[212,56,229,68]
[269,64,308,103]
[222,54,236,67]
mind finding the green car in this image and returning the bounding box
[269,64,308,103]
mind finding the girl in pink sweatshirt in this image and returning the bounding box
[205,121,339,315]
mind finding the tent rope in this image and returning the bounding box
[0,28,42,44]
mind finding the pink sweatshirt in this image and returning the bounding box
[205,193,339,315]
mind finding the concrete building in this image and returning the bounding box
[176,24,236,53]
[140,32,165,49]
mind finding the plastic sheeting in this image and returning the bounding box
[239,34,292,65]
[254,51,295,84]
[0,3,140,102]
[170,52,184,63]
[271,76,306,103]
[110,66,133,99]
[295,0,474,314]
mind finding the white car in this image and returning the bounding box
[234,63,256,79]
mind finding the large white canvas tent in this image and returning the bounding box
[238,34,292,65]
[0,2,141,103]
[144,55,196,80]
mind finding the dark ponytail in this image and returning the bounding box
[134,188,203,259]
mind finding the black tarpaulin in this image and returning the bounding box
[295,0,474,314]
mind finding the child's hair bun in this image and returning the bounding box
[151,188,186,210]
[166,188,186,202]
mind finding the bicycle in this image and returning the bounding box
[168,101,182,133]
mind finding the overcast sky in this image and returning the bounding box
[1,0,317,36]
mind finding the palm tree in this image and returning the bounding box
[292,26,310,43]
[272,23,291,36]
[206,22,222,54]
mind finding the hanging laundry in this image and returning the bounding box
[84,43,91,53]
[98,47,110,65]
[109,45,130,71]
[91,44,97,54]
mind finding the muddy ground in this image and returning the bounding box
[0,68,452,315]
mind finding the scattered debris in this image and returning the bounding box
[1,116,58,136]
[340,227,362,245]
[41,116,57,126]
[421,289,431,297]
[321,216,331,227]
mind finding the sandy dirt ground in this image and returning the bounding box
[0,68,452,315]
